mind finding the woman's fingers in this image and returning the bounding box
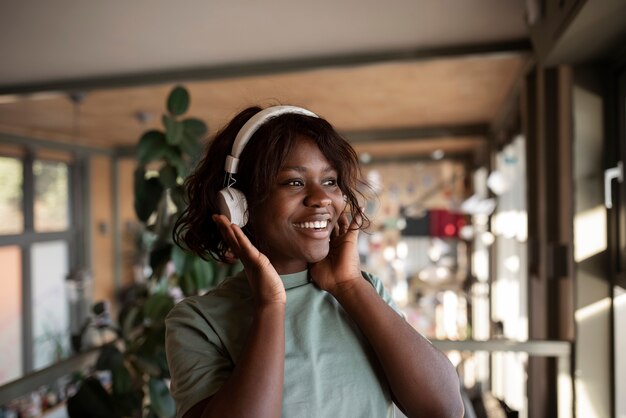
[212,216,284,305]
[331,214,348,238]
[229,223,255,253]
[330,213,358,245]
[332,219,341,239]
[229,223,264,264]
[213,214,262,267]
[341,212,361,244]
[213,214,242,257]
[338,214,350,235]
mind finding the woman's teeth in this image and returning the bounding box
[294,220,328,229]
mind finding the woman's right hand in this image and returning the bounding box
[213,214,286,306]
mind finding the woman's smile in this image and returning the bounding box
[292,219,332,239]
[292,220,329,230]
[292,215,332,234]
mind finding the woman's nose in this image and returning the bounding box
[304,185,332,207]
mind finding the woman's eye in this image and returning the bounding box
[284,179,304,187]
[323,178,338,186]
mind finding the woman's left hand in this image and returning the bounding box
[309,212,362,295]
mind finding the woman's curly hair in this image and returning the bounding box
[173,106,370,263]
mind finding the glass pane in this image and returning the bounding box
[0,156,23,234]
[0,246,22,385]
[34,160,69,232]
[31,241,70,370]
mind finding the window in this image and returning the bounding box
[31,241,70,370]
[34,160,69,232]
[0,156,23,234]
[0,245,22,384]
[0,147,81,384]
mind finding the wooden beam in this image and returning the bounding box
[0,132,112,156]
[365,151,472,165]
[0,40,532,95]
[342,124,488,143]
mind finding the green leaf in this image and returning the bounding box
[155,348,170,377]
[170,185,187,212]
[162,146,186,176]
[111,364,134,395]
[149,378,176,418]
[181,118,207,155]
[134,168,164,222]
[174,250,217,296]
[163,115,184,145]
[137,130,167,164]
[183,118,207,139]
[159,164,178,189]
[180,138,201,162]
[138,325,165,356]
[181,118,206,165]
[179,271,196,297]
[134,356,161,377]
[150,192,177,241]
[171,245,188,276]
[215,259,242,283]
[95,344,124,371]
[121,305,142,340]
[190,256,215,291]
[167,86,189,116]
[180,140,202,161]
[149,244,172,275]
[143,293,174,324]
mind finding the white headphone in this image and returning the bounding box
[216,105,319,226]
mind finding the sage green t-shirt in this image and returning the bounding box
[165,269,401,418]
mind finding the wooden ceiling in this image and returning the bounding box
[0,52,528,161]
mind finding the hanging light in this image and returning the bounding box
[487,170,509,195]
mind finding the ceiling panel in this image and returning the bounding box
[0,53,528,156]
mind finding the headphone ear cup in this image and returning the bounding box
[217,188,248,227]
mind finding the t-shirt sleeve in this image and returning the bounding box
[360,271,405,318]
[165,298,233,418]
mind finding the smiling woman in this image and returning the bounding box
[167,106,464,418]
[173,106,367,266]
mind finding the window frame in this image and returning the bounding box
[0,146,86,378]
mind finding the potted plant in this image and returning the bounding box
[67,86,237,418]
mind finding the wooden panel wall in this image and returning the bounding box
[117,158,139,287]
[89,155,114,304]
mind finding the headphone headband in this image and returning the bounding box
[224,105,319,174]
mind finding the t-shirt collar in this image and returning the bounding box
[280,269,310,290]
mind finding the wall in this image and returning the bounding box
[572,68,611,418]
[117,157,140,287]
[89,155,114,305]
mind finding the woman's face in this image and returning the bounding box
[250,136,346,274]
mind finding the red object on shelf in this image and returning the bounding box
[429,209,466,238]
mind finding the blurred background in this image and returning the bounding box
[1,1,625,417]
